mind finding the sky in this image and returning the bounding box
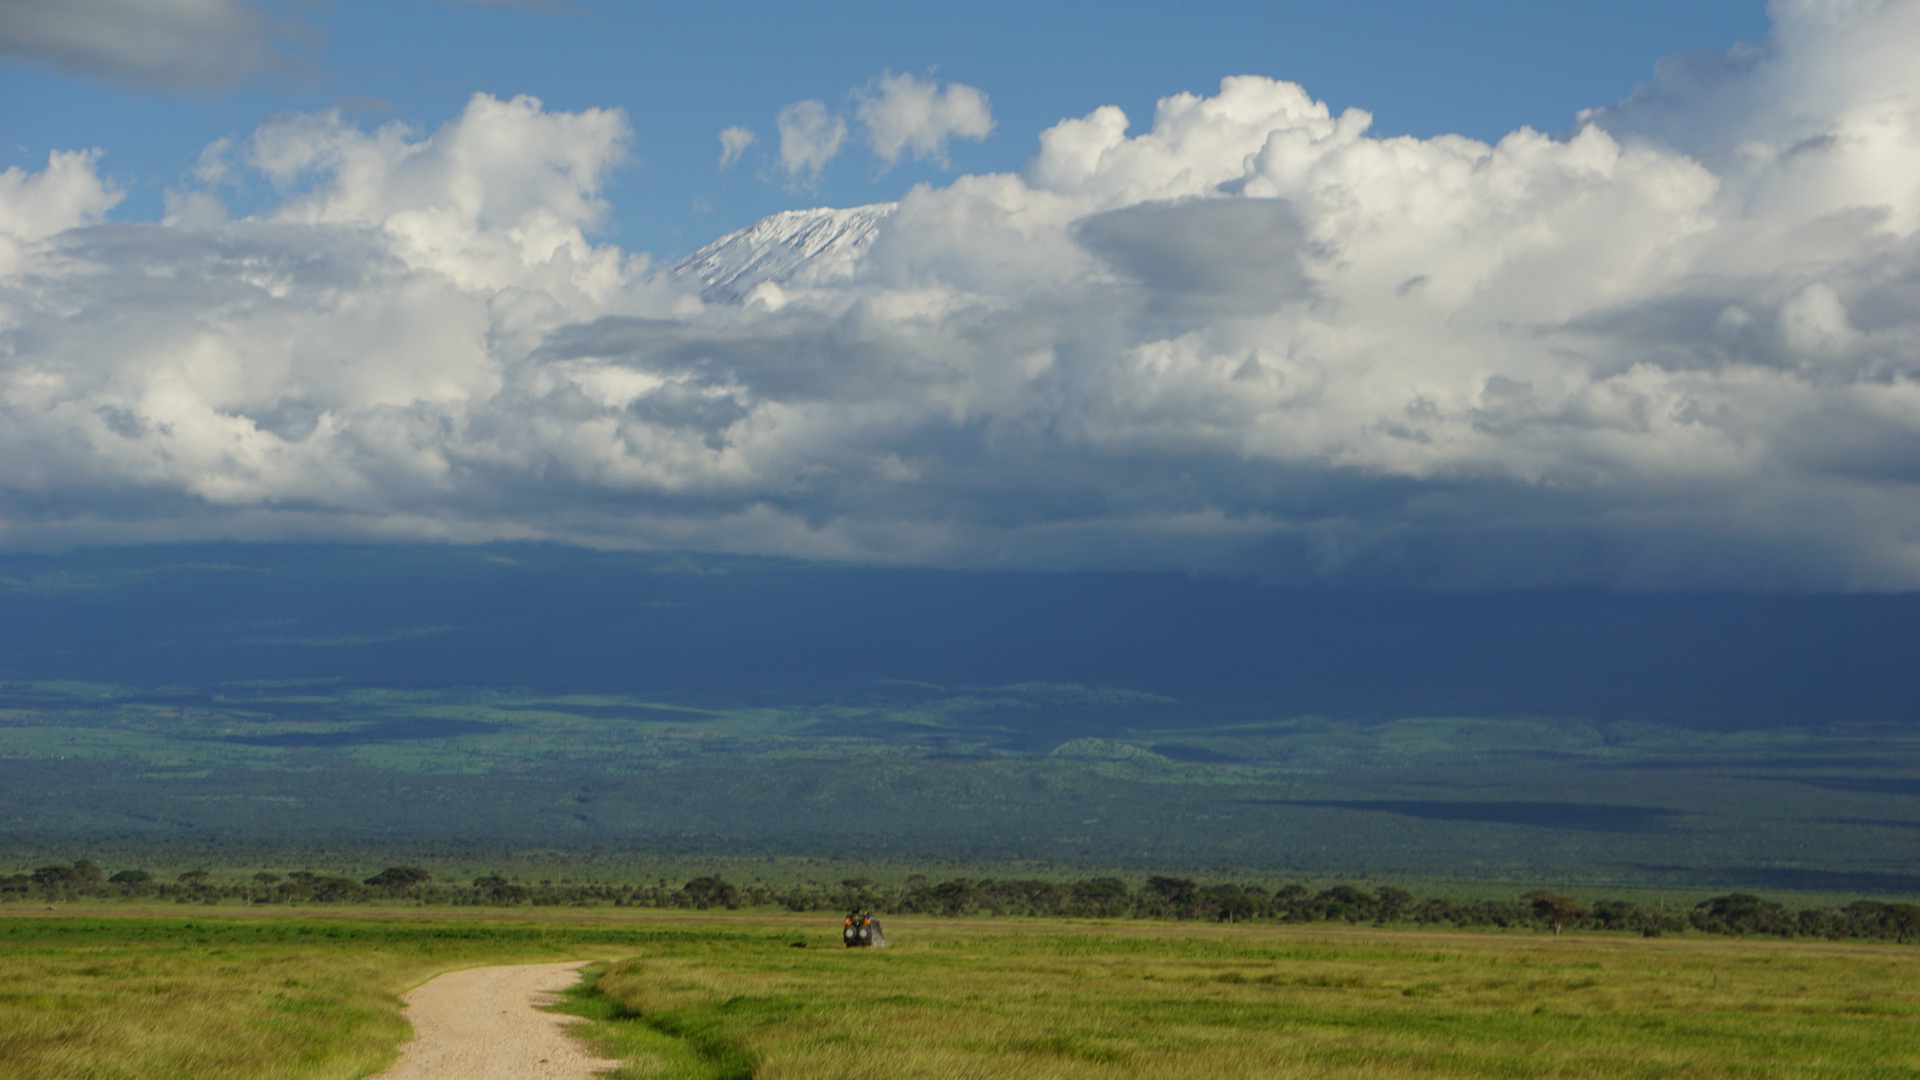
[6,0,1920,590]
[2,1,1773,253]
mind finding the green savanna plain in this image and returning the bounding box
[9,679,1920,890]
[3,908,1915,1080]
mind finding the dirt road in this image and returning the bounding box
[371,960,619,1080]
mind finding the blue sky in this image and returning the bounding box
[3,0,1770,257]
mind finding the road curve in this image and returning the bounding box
[371,961,619,1080]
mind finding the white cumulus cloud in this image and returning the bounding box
[776,100,847,184]
[9,1,1920,588]
[0,149,123,274]
[717,126,757,170]
[856,71,994,168]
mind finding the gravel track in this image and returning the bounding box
[370,961,619,1080]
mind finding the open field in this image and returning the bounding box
[0,907,652,1080]
[6,545,1920,890]
[578,920,1920,1080]
[2,908,1915,1080]
[5,677,1920,890]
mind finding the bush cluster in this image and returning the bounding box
[6,862,1917,942]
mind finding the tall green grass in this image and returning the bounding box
[572,917,1920,1080]
[3,910,1915,1079]
[0,910,731,1080]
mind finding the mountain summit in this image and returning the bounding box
[669,203,895,304]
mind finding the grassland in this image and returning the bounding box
[574,919,1920,1080]
[5,679,1920,891]
[3,908,1915,1080]
[0,908,661,1080]
[8,544,1920,890]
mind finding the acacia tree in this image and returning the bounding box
[364,867,433,894]
[1525,891,1589,935]
[31,863,102,900]
[1884,903,1920,943]
[1144,876,1198,912]
[1214,889,1261,923]
[683,876,739,910]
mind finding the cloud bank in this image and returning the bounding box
[7,0,1920,588]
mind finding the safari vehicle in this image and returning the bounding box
[843,910,886,947]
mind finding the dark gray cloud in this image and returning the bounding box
[0,0,306,89]
[1073,198,1314,318]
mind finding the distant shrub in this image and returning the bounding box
[364,867,432,892]
[0,856,1913,944]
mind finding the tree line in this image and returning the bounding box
[8,861,1919,943]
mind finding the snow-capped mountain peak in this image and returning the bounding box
[669,203,895,304]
